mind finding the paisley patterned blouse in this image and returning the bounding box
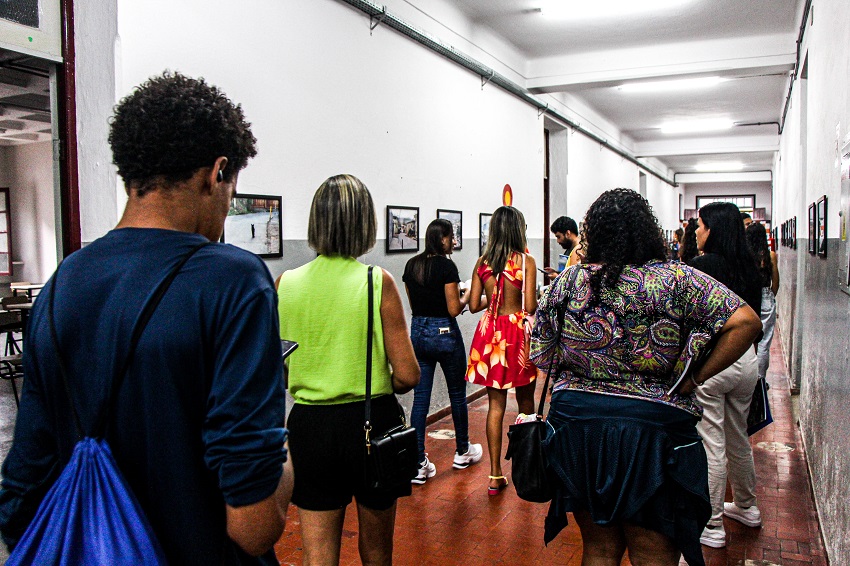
[530,261,743,417]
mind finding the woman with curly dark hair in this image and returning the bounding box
[688,203,765,548]
[679,218,700,263]
[531,189,761,565]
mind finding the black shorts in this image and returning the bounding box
[287,395,412,511]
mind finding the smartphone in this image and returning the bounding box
[280,339,299,360]
[537,267,548,274]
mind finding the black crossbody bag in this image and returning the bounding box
[363,266,419,490]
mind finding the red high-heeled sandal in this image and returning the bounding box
[488,475,509,496]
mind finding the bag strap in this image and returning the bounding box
[364,265,374,453]
[535,267,576,417]
[521,253,527,315]
[48,241,210,439]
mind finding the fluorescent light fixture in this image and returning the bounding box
[694,162,745,172]
[539,0,691,19]
[660,119,734,134]
[618,77,729,93]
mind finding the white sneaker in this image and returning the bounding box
[411,456,436,485]
[699,525,726,548]
[452,443,483,469]
[723,502,762,527]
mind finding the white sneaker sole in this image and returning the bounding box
[699,536,726,549]
[723,504,762,527]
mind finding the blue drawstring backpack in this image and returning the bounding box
[7,243,208,566]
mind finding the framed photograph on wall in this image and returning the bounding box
[817,195,828,257]
[437,209,463,251]
[222,194,282,258]
[386,206,419,253]
[808,204,817,254]
[792,216,797,249]
[479,213,492,256]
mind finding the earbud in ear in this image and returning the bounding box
[217,170,224,183]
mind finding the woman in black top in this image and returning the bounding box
[403,219,482,484]
[688,202,764,548]
[746,222,780,383]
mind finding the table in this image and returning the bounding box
[5,302,33,339]
[10,283,44,300]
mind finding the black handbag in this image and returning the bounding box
[364,266,419,491]
[504,290,568,503]
[746,377,773,436]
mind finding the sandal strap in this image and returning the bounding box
[488,475,506,480]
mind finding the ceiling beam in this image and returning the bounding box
[674,171,772,184]
[526,34,795,93]
[635,135,780,157]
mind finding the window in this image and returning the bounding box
[0,188,11,276]
[0,0,39,28]
[695,195,755,214]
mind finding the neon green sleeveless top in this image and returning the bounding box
[278,255,393,405]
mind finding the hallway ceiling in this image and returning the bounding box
[453,0,803,183]
[0,48,51,147]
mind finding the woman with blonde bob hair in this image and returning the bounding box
[466,205,538,495]
[277,174,420,565]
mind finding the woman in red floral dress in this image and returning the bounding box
[466,206,538,494]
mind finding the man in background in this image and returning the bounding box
[0,72,292,565]
[544,216,582,280]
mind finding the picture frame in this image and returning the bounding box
[817,195,828,257]
[437,209,463,251]
[222,193,282,258]
[792,216,797,249]
[479,213,492,256]
[386,206,419,253]
[808,204,817,254]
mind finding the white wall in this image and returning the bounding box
[74,0,119,244]
[682,181,773,220]
[115,0,546,260]
[0,143,58,283]
[770,0,850,562]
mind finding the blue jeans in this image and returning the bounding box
[410,316,469,462]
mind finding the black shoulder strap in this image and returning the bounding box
[364,266,374,447]
[48,241,210,439]
[536,267,575,417]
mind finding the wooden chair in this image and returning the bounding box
[0,353,22,407]
[0,302,24,355]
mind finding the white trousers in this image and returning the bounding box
[696,347,759,527]
[757,287,776,381]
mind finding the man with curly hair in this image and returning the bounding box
[0,72,292,565]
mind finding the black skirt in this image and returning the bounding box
[544,390,710,566]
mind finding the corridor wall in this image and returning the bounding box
[0,142,58,285]
[76,0,679,420]
[771,0,850,561]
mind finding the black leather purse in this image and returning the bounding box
[364,266,419,491]
[505,282,570,504]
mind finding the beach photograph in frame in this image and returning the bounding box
[808,203,816,254]
[222,194,282,258]
[479,213,492,256]
[387,206,419,253]
[437,209,463,251]
[817,196,828,257]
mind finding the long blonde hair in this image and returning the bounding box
[482,206,526,275]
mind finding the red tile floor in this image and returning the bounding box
[274,328,828,565]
